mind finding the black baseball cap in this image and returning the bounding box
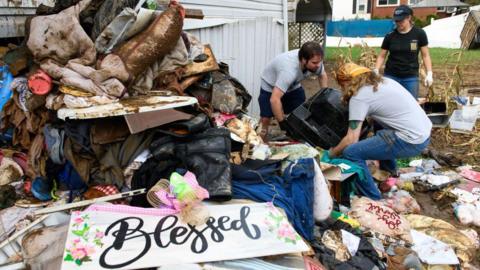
[393,5,413,21]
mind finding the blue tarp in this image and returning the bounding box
[327,19,395,37]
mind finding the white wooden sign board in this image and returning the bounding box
[57,96,198,120]
[61,203,309,269]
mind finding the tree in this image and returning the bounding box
[464,0,480,5]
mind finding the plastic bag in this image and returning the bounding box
[349,197,412,242]
[380,190,421,214]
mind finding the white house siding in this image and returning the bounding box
[0,0,39,38]
[183,0,287,116]
[187,17,285,116]
[331,0,370,21]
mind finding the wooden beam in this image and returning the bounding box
[185,8,204,19]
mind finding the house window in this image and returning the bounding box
[446,6,457,13]
[359,4,366,13]
[377,0,399,6]
[408,0,420,5]
[357,0,367,14]
[437,6,446,11]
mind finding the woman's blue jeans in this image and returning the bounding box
[384,74,419,98]
[342,130,430,200]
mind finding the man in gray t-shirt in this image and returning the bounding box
[258,42,328,140]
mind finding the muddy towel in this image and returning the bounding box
[27,0,96,66]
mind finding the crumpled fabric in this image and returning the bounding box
[27,0,129,100]
[63,94,117,108]
[1,93,50,150]
[271,143,319,171]
[232,158,315,241]
[27,0,96,66]
[27,133,47,179]
[132,36,189,93]
[91,0,138,40]
[45,93,65,111]
[40,59,126,100]
[0,157,24,186]
[0,184,17,209]
[11,77,30,112]
[321,230,352,261]
[22,224,69,270]
[115,5,184,79]
[349,197,412,243]
[95,7,161,55]
[225,118,262,146]
[386,245,422,270]
[43,124,65,165]
[313,220,387,270]
[405,214,476,264]
[93,132,154,187]
[152,67,185,95]
[380,190,421,214]
[95,8,137,54]
[63,137,95,184]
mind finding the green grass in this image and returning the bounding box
[325,47,480,65]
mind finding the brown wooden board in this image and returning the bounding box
[185,8,204,19]
[182,45,219,78]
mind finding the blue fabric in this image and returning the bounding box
[232,158,315,241]
[343,129,430,200]
[258,87,306,118]
[326,19,395,37]
[321,151,368,183]
[31,177,52,201]
[58,161,87,191]
[384,74,419,98]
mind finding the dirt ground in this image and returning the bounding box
[302,60,480,266]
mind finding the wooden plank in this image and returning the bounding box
[57,96,198,120]
[124,109,193,134]
[185,8,204,19]
[182,44,219,77]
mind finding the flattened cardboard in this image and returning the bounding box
[124,109,193,134]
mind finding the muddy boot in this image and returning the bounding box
[176,128,232,201]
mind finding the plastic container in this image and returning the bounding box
[461,105,479,121]
[450,109,477,131]
[286,88,348,149]
[428,113,450,128]
[286,88,369,149]
[27,69,52,95]
[423,102,447,114]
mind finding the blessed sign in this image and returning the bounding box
[61,203,309,269]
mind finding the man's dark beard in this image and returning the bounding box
[303,66,317,73]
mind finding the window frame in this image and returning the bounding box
[377,0,400,7]
[437,6,446,12]
[408,0,420,5]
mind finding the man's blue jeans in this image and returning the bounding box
[342,130,430,200]
[384,74,419,99]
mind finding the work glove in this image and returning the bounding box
[424,71,433,87]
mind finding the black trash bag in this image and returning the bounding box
[313,220,387,270]
[155,113,212,138]
[175,128,232,201]
[130,158,179,207]
[209,62,251,114]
